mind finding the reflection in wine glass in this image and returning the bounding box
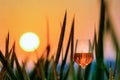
[73,39,94,79]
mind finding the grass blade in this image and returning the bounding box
[10,49,15,69]
[22,62,30,80]
[63,65,70,80]
[12,43,25,80]
[106,6,120,77]
[48,56,58,80]
[37,59,45,80]
[67,17,75,80]
[97,0,105,62]
[29,68,36,80]
[44,46,50,78]
[5,32,9,58]
[44,17,51,78]
[0,67,6,79]
[70,17,74,61]
[0,51,17,80]
[55,11,67,66]
[95,0,106,79]
[60,17,74,80]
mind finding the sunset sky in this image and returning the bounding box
[0,0,120,63]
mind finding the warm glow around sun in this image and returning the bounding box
[19,32,40,52]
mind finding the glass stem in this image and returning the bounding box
[82,68,85,80]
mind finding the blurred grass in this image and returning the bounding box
[0,0,120,80]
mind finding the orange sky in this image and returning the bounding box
[0,0,120,62]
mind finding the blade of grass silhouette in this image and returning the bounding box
[94,27,98,79]
[7,47,12,59]
[60,36,71,80]
[72,17,75,79]
[44,16,51,79]
[30,47,47,80]
[69,17,75,80]
[5,32,13,62]
[60,17,74,80]
[5,32,9,58]
[70,16,74,61]
[46,16,50,58]
[55,11,67,66]
[35,55,45,80]
[60,21,64,61]
[0,51,17,80]
[0,67,6,79]
[12,42,26,80]
[11,48,15,69]
[0,32,10,79]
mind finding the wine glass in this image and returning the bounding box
[73,39,94,80]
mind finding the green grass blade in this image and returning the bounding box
[68,62,75,80]
[85,62,92,80]
[106,8,120,77]
[59,32,71,79]
[109,20,119,78]
[97,0,105,62]
[63,65,70,80]
[70,17,75,80]
[95,0,106,79]
[48,56,58,80]
[118,73,120,80]
[29,68,36,80]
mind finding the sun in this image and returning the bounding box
[19,32,40,52]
